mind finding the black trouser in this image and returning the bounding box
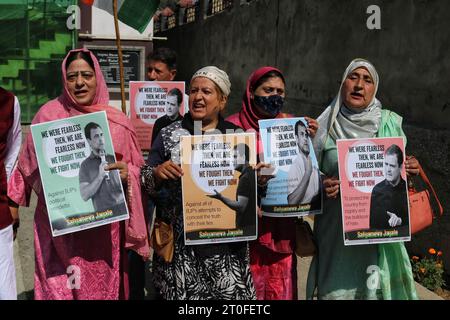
[128,197,160,300]
[128,250,146,300]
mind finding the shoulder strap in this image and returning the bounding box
[418,163,444,217]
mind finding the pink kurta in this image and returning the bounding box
[8,49,149,300]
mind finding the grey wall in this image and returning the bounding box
[158,0,450,275]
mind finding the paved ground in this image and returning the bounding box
[13,192,35,300]
[13,194,442,300]
[298,217,443,300]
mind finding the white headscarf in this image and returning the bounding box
[191,66,231,97]
[313,58,383,161]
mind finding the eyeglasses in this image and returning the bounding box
[66,71,95,82]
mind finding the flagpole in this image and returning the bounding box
[113,0,127,114]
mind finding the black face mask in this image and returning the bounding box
[254,94,285,116]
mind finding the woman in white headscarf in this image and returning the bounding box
[141,66,256,300]
[307,58,420,300]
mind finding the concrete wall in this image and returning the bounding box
[158,0,450,273]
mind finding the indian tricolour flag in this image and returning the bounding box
[92,0,160,33]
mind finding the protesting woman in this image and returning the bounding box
[142,66,256,300]
[8,48,149,299]
[307,58,420,300]
[227,67,318,300]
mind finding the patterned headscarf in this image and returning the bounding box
[191,66,231,97]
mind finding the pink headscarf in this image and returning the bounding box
[227,66,291,155]
[237,66,290,131]
[227,67,295,255]
[15,48,150,258]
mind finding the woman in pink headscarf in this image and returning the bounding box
[226,67,318,300]
[7,49,149,300]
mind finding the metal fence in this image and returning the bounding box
[155,0,239,33]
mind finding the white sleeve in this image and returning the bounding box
[5,96,22,182]
[184,93,189,114]
[286,156,302,194]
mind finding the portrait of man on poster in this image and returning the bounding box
[207,143,256,236]
[79,122,126,215]
[287,119,320,206]
[369,144,409,231]
[151,87,184,145]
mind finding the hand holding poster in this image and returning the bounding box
[31,111,129,237]
[180,133,257,245]
[129,81,186,150]
[337,137,410,245]
[259,118,322,217]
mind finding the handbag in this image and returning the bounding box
[408,163,443,235]
[150,218,174,263]
[295,217,317,257]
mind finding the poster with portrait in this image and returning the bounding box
[258,118,322,217]
[30,111,129,237]
[180,133,257,245]
[337,137,410,245]
[129,81,186,150]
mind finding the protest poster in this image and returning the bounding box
[337,137,410,245]
[129,81,186,150]
[259,118,322,217]
[180,133,257,245]
[30,111,129,237]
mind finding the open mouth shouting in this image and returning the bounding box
[74,89,89,97]
[350,91,364,100]
[192,102,206,112]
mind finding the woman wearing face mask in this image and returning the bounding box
[227,67,318,300]
[8,49,149,299]
[307,58,420,300]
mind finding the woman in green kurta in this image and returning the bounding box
[306,59,420,300]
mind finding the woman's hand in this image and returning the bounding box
[257,206,263,218]
[304,116,319,138]
[405,155,420,177]
[254,162,275,186]
[323,176,340,199]
[254,163,273,219]
[154,160,184,183]
[107,161,128,183]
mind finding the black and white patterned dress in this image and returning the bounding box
[141,114,256,300]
